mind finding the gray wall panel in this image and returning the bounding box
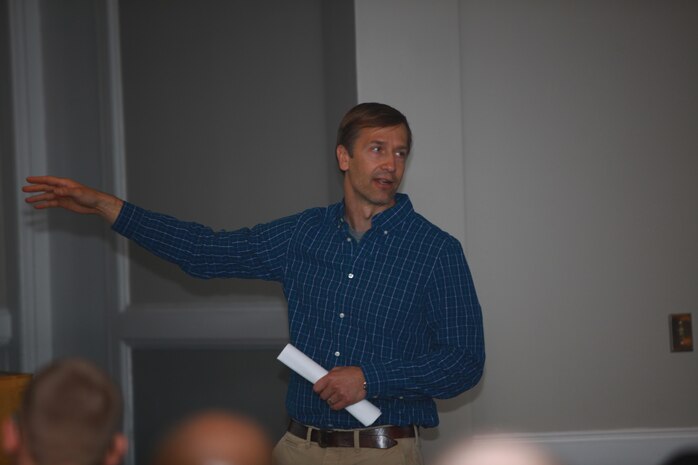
[119,0,355,304]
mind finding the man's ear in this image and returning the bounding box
[103,433,127,465]
[1,416,20,455]
[336,145,350,172]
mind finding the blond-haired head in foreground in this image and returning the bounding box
[435,434,562,465]
[150,410,272,465]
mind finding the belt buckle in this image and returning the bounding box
[317,429,332,448]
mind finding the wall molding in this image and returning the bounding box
[8,0,53,372]
[97,1,136,463]
[514,428,698,465]
[116,300,289,348]
[0,308,11,346]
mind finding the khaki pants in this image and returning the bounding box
[272,430,423,465]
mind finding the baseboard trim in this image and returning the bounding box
[515,428,698,465]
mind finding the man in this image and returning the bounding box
[1,358,127,465]
[23,102,484,465]
[150,410,272,465]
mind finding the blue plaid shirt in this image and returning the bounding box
[112,193,484,428]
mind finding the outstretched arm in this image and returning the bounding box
[23,176,124,224]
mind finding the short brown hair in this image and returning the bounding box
[18,358,123,465]
[336,102,412,155]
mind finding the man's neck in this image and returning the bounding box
[343,198,395,233]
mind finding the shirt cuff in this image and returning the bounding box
[360,361,388,400]
[111,201,145,239]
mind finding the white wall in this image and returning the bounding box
[355,0,698,463]
[461,0,698,433]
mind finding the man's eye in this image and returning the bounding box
[396,151,407,158]
[371,146,381,152]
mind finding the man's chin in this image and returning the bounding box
[368,194,396,207]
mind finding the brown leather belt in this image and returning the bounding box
[288,419,416,449]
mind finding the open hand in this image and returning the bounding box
[23,176,123,223]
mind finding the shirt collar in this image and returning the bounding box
[332,193,414,233]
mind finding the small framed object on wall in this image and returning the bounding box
[669,313,693,352]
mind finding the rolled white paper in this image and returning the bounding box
[277,343,382,427]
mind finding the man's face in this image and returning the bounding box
[336,124,409,210]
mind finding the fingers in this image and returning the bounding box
[22,184,53,193]
[23,176,79,199]
[30,200,60,210]
[317,387,344,411]
[25,191,61,209]
[328,397,349,411]
[313,375,329,396]
[312,367,366,411]
[313,374,341,409]
[25,194,58,209]
[24,187,73,203]
[327,399,342,411]
[25,175,73,187]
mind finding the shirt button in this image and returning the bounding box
[346,237,351,242]
[339,313,345,318]
[384,230,388,235]
[399,396,404,400]
[334,351,340,357]
[347,273,354,279]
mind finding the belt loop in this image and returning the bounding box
[305,425,313,448]
[413,425,420,447]
[353,430,360,451]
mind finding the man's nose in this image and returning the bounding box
[381,154,396,172]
